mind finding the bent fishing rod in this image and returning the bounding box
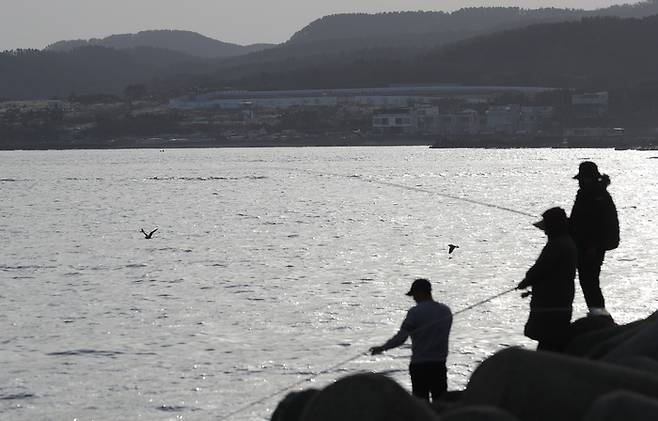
[219,167,536,419]
[217,285,519,421]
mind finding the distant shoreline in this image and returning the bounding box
[2,134,657,151]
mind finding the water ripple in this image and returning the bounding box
[0,393,36,400]
[47,349,125,358]
[157,405,201,412]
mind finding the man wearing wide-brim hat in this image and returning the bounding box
[569,161,619,317]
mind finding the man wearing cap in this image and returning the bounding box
[570,161,619,317]
[370,278,452,402]
[517,207,577,352]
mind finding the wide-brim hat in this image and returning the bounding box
[573,161,601,180]
[533,207,568,231]
[405,278,431,296]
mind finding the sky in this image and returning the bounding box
[0,0,643,50]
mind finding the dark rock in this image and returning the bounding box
[564,319,644,358]
[442,405,520,421]
[616,356,658,375]
[431,390,464,414]
[300,373,440,421]
[463,347,658,421]
[584,391,658,421]
[603,318,658,362]
[271,389,319,421]
[567,315,616,340]
[647,309,658,321]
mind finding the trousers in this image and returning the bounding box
[409,361,447,402]
[577,247,606,308]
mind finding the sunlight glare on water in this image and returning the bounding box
[1,147,657,420]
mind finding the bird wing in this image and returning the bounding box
[149,228,158,236]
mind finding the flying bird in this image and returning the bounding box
[448,244,459,254]
[141,228,158,239]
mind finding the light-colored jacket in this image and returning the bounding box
[382,300,452,363]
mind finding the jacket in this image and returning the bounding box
[519,232,577,342]
[570,176,620,251]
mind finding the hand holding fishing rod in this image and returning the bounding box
[516,278,533,298]
[220,279,521,419]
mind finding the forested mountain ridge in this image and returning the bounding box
[200,15,658,92]
[209,1,658,81]
[0,46,208,100]
[288,1,658,46]
[3,3,658,100]
[416,15,658,88]
[45,30,274,58]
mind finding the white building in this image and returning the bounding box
[485,105,553,134]
[372,108,417,134]
[415,105,440,134]
[486,105,520,134]
[439,109,480,135]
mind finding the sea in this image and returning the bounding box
[1,147,657,420]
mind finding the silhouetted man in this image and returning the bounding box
[370,278,452,402]
[517,207,577,352]
[569,162,619,317]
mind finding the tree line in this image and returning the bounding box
[2,8,658,102]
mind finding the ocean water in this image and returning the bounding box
[1,147,657,420]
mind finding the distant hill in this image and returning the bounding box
[204,1,658,82]
[0,46,208,99]
[45,30,274,58]
[198,14,658,92]
[417,15,658,89]
[287,1,658,49]
[5,2,658,100]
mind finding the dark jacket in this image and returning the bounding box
[519,231,577,342]
[520,234,577,309]
[570,175,620,251]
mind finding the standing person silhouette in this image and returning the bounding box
[569,161,619,317]
[517,207,577,352]
[370,278,452,402]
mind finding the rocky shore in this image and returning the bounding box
[272,310,658,421]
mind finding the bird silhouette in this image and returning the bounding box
[141,228,158,239]
[448,244,459,254]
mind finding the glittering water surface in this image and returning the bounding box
[1,147,657,420]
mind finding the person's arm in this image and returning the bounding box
[599,195,620,250]
[370,311,414,355]
[517,242,556,289]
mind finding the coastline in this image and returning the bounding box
[2,134,657,151]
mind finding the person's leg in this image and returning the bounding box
[409,363,430,401]
[578,249,606,309]
[428,361,448,402]
[537,313,572,353]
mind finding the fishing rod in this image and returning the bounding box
[217,285,519,420]
[218,167,536,418]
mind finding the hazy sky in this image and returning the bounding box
[0,0,642,50]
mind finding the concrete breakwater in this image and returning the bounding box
[272,310,658,421]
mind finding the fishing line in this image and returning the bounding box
[219,167,535,418]
[217,286,518,420]
[283,167,537,218]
